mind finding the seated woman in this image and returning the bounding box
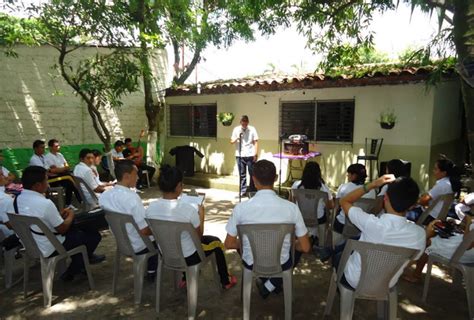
[291,162,334,243]
[404,215,474,283]
[407,157,461,224]
[375,159,407,214]
[146,165,237,289]
[333,163,376,234]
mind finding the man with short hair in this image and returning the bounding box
[29,140,48,168]
[230,115,259,197]
[45,139,80,205]
[337,175,426,289]
[224,159,311,298]
[111,140,125,161]
[123,138,156,188]
[73,149,106,204]
[6,166,104,281]
[99,160,157,278]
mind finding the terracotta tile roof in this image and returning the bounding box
[166,64,457,96]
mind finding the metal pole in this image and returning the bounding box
[278,133,284,196]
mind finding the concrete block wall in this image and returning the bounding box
[0,45,169,149]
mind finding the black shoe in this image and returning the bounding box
[319,247,333,263]
[89,254,106,264]
[60,271,75,282]
[255,279,270,299]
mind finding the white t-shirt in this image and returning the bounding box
[428,177,454,219]
[6,189,65,257]
[111,149,124,159]
[99,185,149,252]
[45,152,67,169]
[231,125,259,157]
[427,224,474,264]
[336,182,376,224]
[146,198,200,257]
[29,154,48,169]
[344,207,425,289]
[0,167,10,193]
[291,180,333,219]
[0,191,14,237]
[226,189,308,265]
[73,162,100,204]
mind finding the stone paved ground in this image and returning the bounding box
[0,186,470,319]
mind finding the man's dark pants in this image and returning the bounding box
[237,156,256,195]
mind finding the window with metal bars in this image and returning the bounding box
[280,100,354,142]
[168,104,217,137]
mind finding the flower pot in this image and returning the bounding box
[380,122,395,129]
[222,120,233,126]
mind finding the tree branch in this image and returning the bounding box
[173,45,202,85]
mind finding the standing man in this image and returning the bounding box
[230,115,259,197]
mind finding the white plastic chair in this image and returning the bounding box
[416,193,455,225]
[237,223,295,320]
[422,229,474,319]
[0,230,18,288]
[324,239,418,320]
[104,210,158,305]
[72,175,100,212]
[290,188,329,247]
[145,218,221,319]
[7,213,95,307]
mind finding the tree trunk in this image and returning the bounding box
[453,0,474,168]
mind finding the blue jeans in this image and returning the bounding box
[237,156,255,194]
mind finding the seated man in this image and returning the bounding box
[45,139,81,206]
[91,149,114,187]
[6,166,104,281]
[111,140,125,162]
[0,174,14,240]
[123,137,156,188]
[99,160,157,279]
[29,140,48,168]
[337,175,426,289]
[224,159,311,298]
[73,149,106,204]
[146,165,237,289]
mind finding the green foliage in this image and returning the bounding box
[379,109,397,125]
[217,112,235,123]
[0,13,43,56]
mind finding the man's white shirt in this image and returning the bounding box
[45,152,67,169]
[336,182,376,224]
[231,125,259,157]
[0,166,10,193]
[343,206,425,289]
[6,189,65,257]
[0,191,14,237]
[29,154,48,169]
[99,185,149,252]
[146,198,200,257]
[111,149,124,159]
[73,162,99,204]
[226,189,308,265]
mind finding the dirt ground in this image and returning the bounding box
[0,186,470,319]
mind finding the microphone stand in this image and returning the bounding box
[238,132,243,203]
[278,133,284,196]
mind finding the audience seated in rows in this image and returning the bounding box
[99,160,157,279]
[147,165,237,289]
[291,161,334,242]
[408,157,461,224]
[224,160,311,298]
[6,166,104,281]
[336,175,426,289]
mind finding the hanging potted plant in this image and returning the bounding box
[217,112,235,126]
[379,109,397,129]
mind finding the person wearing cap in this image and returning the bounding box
[230,115,259,197]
